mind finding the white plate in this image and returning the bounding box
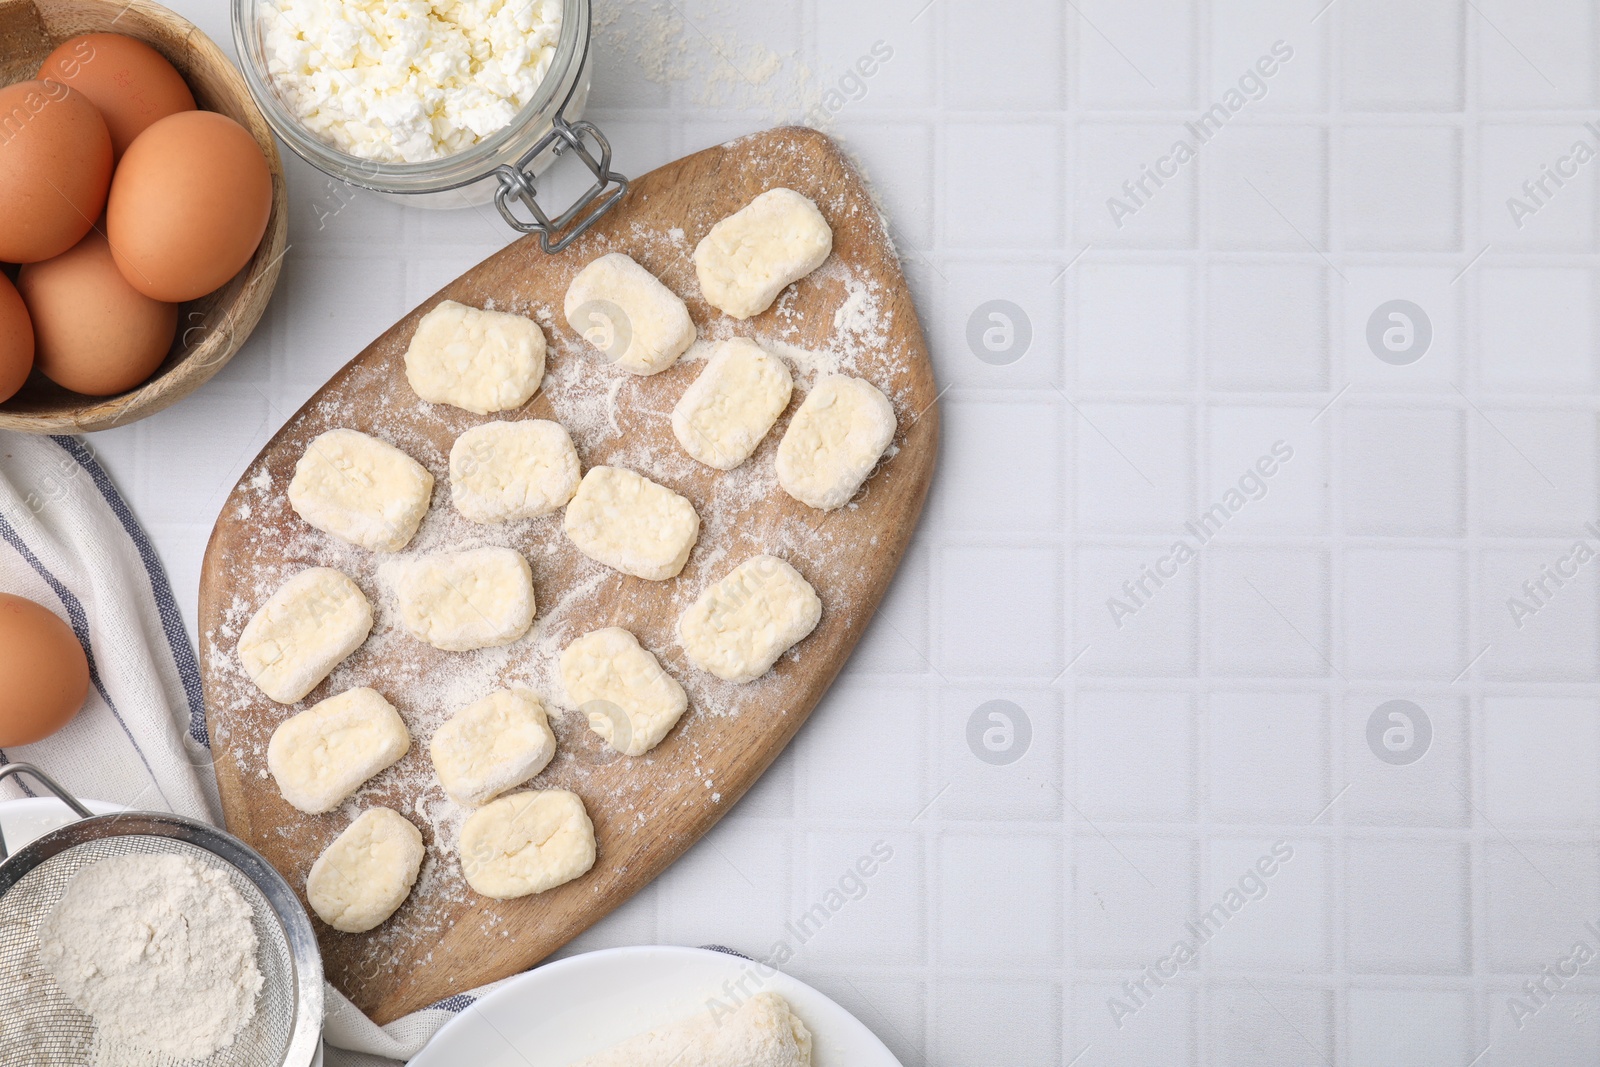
[0,796,127,855]
[411,945,902,1067]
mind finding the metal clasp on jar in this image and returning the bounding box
[493,117,629,254]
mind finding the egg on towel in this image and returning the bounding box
[0,592,90,747]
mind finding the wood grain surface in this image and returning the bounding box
[199,126,938,1024]
[0,0,288,433]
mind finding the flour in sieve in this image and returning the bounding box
[38,854,262,1060]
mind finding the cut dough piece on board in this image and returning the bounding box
[671,338,793,470]
[430,688,557,807]
[306,808,424,934]
[458,789,596,900]
[288,428,434,552]
[570,991,813,1067]
[268,687,411,814]
[563,466,700,581]
[449,419,580,524]
[560,627,687,756]
[678,555,822,683]
[693,187,833,320]
[776,374,897,510]
[564,252,696,376]
[383,547,535,652]
[404,299,547,414]
[238,567,373,704]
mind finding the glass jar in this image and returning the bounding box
[231,0,626,250]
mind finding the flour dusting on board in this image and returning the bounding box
[199,129,932,1011]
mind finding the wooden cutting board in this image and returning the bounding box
[199,126,938,1024]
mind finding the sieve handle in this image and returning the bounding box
[0,763,93,862]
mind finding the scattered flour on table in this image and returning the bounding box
[38,854,262,1061]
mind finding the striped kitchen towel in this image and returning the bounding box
[0,433,443,1063]
[0,433,740,1065]
[0,433,213,822]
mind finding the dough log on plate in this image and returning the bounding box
[450,418,580,523]
[568,991,812,1067]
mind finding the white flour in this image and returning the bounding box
[38,854,262,1060]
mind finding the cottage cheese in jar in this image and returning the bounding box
[260,0,563,163]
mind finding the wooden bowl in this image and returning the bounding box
[0,0,287,433]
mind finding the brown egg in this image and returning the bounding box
[18,230,177,396]
[0,80,113,263]
[0,592,90,747]
[38,34,196,159]
[107,111,272,302]
[0,271,33,403]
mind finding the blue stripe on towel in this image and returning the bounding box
[429,994,476,1014]
[700,944,754,961]
[0,508,173,812]
[51,436,209,747]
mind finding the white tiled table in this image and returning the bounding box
[95,0,1600,1063]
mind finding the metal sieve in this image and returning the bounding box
[0,764,323,1067]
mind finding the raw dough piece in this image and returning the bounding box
[776,375,896,510]
[238,567,374,704]
[677,556,821,683]
[693,187,833,320]
[430,687,557,806]
[560,627,687,756]
[672,338,793,470]
[449,419,580,523]
[306,808,425,933]
[564,252,695,375]
[458,789,596,899]
[268,687,411,814]
[404,299,547,414]
[570,992,813,1067]
[384,547,535,652]
[288,429,433,552]
[563,466,700,581]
